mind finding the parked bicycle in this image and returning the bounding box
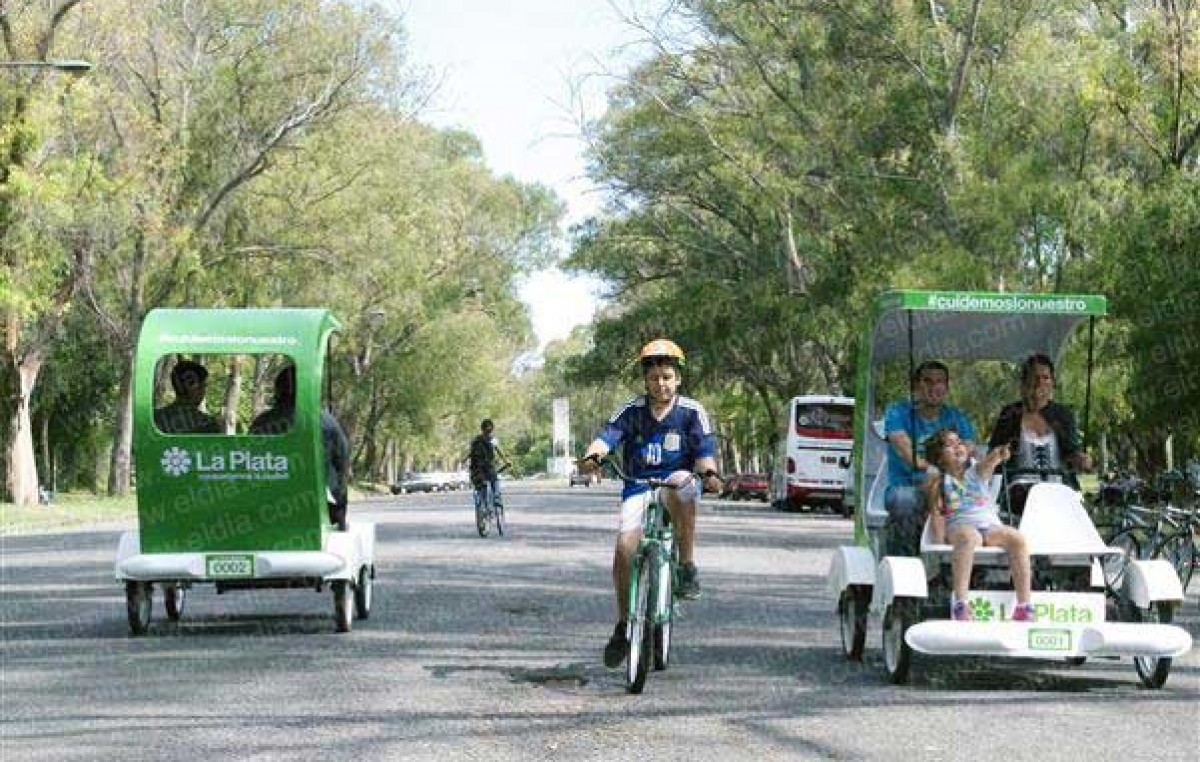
[473,464,509,538]
[601,457,688,694]
[1098,470,1199,592]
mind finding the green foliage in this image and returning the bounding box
[8,0,1200,495]
[562,0,1199,473]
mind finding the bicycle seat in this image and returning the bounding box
[1018,483,1123,558]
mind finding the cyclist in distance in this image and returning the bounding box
[578,338,723,668]
[469,419,509,507]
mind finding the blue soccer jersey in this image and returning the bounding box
[597,395,716,499]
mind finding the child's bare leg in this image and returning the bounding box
[949,526,982,600]
[984,525,1032,604]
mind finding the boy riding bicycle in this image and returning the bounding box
[468,419,509,506]
[578,339,723,668]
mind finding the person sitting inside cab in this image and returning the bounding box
[924,429,1035,623]
[154,359,220,434]
[251,364,352,530]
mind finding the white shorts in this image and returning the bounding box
[618,471,700,533]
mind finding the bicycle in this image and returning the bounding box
[1144,502,1199,590]
[473,464,509,538]
[1102,471,1199,592]
[601,457,689,694]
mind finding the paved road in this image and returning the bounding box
[2,483,1197,761]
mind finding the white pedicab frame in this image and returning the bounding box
[828,290,1192,687]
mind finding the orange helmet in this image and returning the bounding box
[638,338,685,369]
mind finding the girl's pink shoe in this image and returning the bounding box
[1011,602,1037,622]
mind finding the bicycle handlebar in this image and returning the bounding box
[584,455,719,492]
[1004,465,1074,479]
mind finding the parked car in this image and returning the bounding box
[391,472,445,494]
[569,469,599,487]
[433,470,470,490]
[722,473,769,501]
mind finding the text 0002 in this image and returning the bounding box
[206,554,254,578]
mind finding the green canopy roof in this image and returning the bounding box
[869,290,1106,364]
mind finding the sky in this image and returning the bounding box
[395,0,668,351]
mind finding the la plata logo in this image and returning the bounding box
[161,447,192,476]
[160,448,289,477]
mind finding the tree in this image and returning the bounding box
[1,0,90,505]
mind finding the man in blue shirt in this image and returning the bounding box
[883,360,976,556]
[579,338,723,668]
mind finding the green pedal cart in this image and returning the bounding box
[115,308,375,635]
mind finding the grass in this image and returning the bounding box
[0,492,137,536]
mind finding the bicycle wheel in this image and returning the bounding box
[494,494,505,537]
[1102,530,1140,593]
[626,552,653,694]
[1153,532,1196,590]
[653,550,672,671]
[475,484,491,537]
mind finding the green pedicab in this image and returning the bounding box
[115,309,375,635]
[828,290,1191,686]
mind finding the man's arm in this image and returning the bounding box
[887,431,927,472]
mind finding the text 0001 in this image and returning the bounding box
[1028,629,1072,651]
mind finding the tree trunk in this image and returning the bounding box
[106,351,135,496]
[384,438,396,486]
[6,352,45,506]
[39,412,50,488]
[221,354,243,434]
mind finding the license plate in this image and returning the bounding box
[1028,628,1072,651]
[205,554,255,578]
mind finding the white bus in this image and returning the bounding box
[770,394,854,515]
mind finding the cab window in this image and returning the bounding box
[152,353,295,435]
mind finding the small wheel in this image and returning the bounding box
[353,566,373,620]
[882,599,916,684]
[838,585,870,661]
[626,555,653,694]
[1130,601,1174,688]
[163,584,186,621]
[332,580,353,633]
[125,581,152,636]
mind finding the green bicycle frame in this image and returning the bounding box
[628,492,677,626]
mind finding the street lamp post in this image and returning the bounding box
[0,59,93,73]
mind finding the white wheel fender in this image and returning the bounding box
[828,545,876,597]
[114,531,141,580]
[324,530,364,579]
[1125,558,1185,608]
[352,522,376,567]
[874,556,927,608]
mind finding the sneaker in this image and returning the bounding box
[677,562,701,600]
[603,622,628,668]
[951,598,973,621]
[1011,602,1037,622]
